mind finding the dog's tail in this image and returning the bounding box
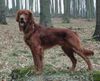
[82,48,94,56]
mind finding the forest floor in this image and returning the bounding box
[0,17,100,81]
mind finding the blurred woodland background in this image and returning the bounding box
[0,0,96,24]
[0,0,100,40]
[0,0,100,81]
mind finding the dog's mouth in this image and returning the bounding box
[19,20,27,31]
[19,21,25,27]
[18,17,28,32]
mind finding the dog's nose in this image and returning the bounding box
[20,18,24,21]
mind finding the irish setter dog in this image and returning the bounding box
[16,10,94,74]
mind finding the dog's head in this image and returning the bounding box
[16,10,33,31]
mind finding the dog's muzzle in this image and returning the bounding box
[19,15,26,27]
[18,18,26,31]
[19,20,25,27]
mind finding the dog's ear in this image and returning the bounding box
[28,10,34,24]
[16,10,20,22]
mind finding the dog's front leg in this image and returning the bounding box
[30,45,44,75]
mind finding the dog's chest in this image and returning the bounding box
[24,37,32,47]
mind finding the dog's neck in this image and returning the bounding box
[24,23,33,33]
[22,22,34,39]
[23,22,40,40]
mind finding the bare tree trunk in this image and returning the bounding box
[12,0,16,15]
[0,0,7,24]
[6,0,9,9]
[77,0,80,17]
[40,0,52,27]
[20,0,23,9]
[51,0,55,16]
[63,0,70,23]
[80,0,84,18]
[35,0,39,13]
[16,0,20,11]
[90,0,95,18]
[85,0,94,21]
[25,0,27,9]
[58,0,62,14]
[29,0,33,11]
[5,0,9,15]
[73,0,77,18]
[55,0,58,16]
[93,0,100,40]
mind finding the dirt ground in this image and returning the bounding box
[0,17,99,80]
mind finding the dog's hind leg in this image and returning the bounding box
[66,37,93,71]
[73,48,93,71]
[61,46,77,71]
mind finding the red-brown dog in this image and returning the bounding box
[16,10,94,74]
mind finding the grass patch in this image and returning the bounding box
[10,49,30,57]
[10,65,100,81]
[93,71,100,81]
[10,66,34,79]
